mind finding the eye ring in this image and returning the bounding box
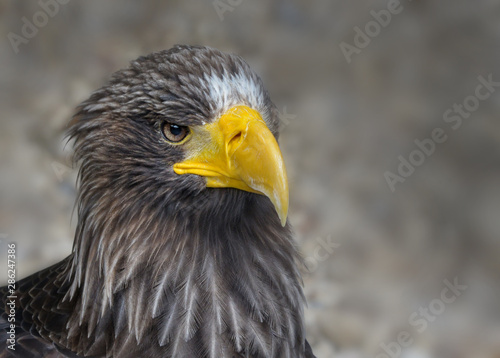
[161,122,190,144]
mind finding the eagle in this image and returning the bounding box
[0,45,316,358]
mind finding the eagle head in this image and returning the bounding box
[69,44,288,229]
[58,45,310,357]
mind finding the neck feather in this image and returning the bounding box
[61,188,306,357]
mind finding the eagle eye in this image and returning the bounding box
[161,122,190,143]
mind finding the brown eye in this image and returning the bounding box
[161,123,190,143]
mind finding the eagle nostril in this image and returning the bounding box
[227,131,243,154]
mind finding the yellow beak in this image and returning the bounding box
[173,105,289,226]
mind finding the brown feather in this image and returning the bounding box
[1,45,316,358]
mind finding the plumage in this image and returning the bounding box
[0,45,316,357]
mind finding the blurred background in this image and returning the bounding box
[0,1,499,357]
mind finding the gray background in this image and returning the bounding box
[1,1,499,357]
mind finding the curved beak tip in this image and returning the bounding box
[267,185,289,227]
[279,208,288,227]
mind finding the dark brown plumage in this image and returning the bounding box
[0,45,316,358]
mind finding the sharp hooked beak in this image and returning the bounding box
[173,105,289,226]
